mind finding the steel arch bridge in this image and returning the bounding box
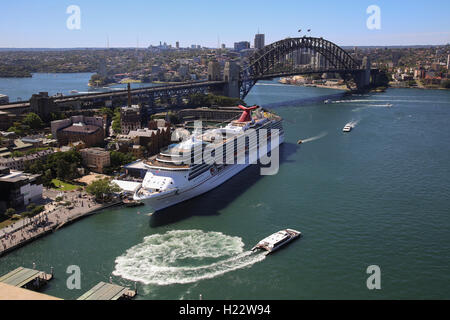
[239,37,366,98]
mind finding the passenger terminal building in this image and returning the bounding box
[0,167,43,212]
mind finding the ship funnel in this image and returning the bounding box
[237,105,259,122]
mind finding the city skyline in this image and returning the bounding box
[0,0,449,48]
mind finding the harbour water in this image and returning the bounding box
[0,76,450,299]
[0,73,158,102]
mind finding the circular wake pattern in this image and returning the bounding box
[113,230,265,285]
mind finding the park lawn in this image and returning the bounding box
[51,179,79,191]
[0,219,15,229]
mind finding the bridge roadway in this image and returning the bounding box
[0,80,226,112]
[249,69,365,81]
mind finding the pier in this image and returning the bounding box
[0,266,53,290]
[77,281,137,300]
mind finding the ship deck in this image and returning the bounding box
[144,158,190,170]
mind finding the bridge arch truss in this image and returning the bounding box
[239,37,363,98]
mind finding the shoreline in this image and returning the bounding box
[279,81,449,92]
[0,191,123,257]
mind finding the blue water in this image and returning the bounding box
[0,78,449,299]
[0,73,157,102]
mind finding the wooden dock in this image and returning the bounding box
[0,267,53,290]
[77,282,136,300]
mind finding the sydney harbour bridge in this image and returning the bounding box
[1,37,378,118]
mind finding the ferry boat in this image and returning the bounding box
[252,229,301,255]
[133,105,284,212]
[343,124,352,132]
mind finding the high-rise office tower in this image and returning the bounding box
[254,34,265,50]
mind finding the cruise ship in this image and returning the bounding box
[133,105,284,212]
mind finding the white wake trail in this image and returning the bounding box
[301,131,328,143]
[347,119,361,128]
[113,230,266,286]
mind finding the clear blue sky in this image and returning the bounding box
[0,0,449,48]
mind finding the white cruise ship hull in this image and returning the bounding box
[137,134,284,213]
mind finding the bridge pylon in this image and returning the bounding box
[353,56,372,91]
[223,61,240,98]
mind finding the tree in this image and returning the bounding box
[106,151,136,173]
[25,204,44,217]
[112,109,122,134]
[45,149,82,182]
[56,159,70,180]
[4,208,16,219]
[86,178,121,202]
[167,111,180,124]
[22,113,44,130]
[100,107,114,119]
[43,169,54,187]
[8,122,29,136]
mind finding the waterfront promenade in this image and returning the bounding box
[0,190,120,257]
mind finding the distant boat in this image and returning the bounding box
[324,99,331,104]
[343,124,352,132]
[69,90,79,94]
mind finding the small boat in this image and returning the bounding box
[324,99,331,104]
[343,124,352,132]
[123,198,144,207]
[69,90,79,94]
[297,139,303,144]
[252,229,301,255]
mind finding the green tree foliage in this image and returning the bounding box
[8,122,30,136]
[100,107,114,119]
[104,151,136,174]
[43,169,54,187]
[167,111,180,124]
[187,94,244,108]
[89,73,113,87]
[3,208,16,220]
[22,113,44,130]
[86,178,121,202]
[25,149,82,183]
[374,70,390,87]
[110,151,136,168]
[0,64,32,77]
[111,107,122,134]
[25,204,44,217]
[7,113,44,136]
